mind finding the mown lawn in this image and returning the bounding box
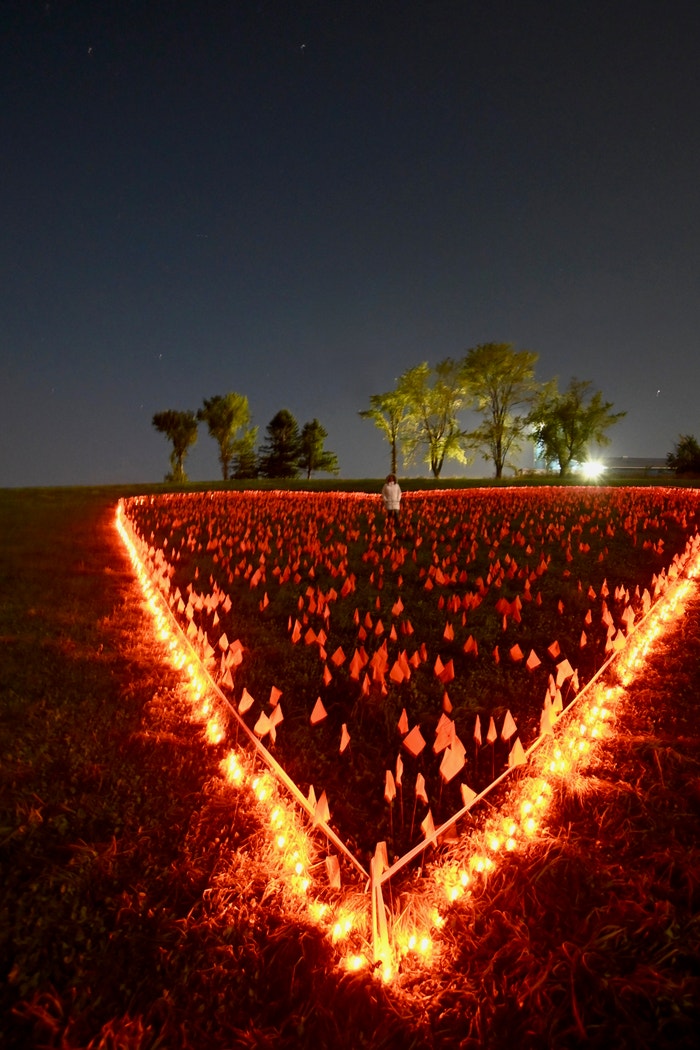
[1,483,700,1049]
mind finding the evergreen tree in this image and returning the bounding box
[259,409,301,478]
[298,419,339,479]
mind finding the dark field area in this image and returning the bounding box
[2,484,700,1049]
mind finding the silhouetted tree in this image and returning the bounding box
[667,434,700,476]
[298,419,339,479]
[151,409,198,483]
[259,409,301,478]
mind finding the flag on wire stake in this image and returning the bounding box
[396,754,404,829]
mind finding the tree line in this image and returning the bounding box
[152,399,338,483]
[152,342,631,483]
[360,342,625,478]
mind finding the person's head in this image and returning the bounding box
[386,474,395,484]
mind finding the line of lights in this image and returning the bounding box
[115,503,376,973]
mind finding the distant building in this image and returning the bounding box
[603,456,670,477]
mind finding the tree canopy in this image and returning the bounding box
[667,434,700,476]
[462,343,540,478]
[398,359,471,478]
[258,409,301,479]
[358,390,412,476]
[197,392,256,481]
[151,409,198,483]
[529,378,625,476]
[298,419,339,479]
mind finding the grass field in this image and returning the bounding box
[2,483,700,1049]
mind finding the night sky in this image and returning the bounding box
[2,0,699,487]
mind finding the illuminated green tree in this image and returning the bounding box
[462,343,540,478]
[151,409,198,483]
[298,419,339,479]
[197,392,256,481]
[359,390,412,475]
[399,359,471,478]
[530,378,625,477]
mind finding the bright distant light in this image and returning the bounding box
[580,459,605,480]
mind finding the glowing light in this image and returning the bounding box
[580,459,605,480]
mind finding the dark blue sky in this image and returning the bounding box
[2,0,699,486]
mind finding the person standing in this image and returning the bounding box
[381,473,402,529]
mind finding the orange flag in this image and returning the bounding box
[501,710,517,742]
[339,724,351,753]
[314,790,330,824]
[415,772,428,803]
[508,737,527,768]
[439,744,465,783]
[525,649,541,671]
[397,708,409,735]
[384,770,396,804]
[310,698,327,724]
[403,725,426,756]
[239,688,255,714]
